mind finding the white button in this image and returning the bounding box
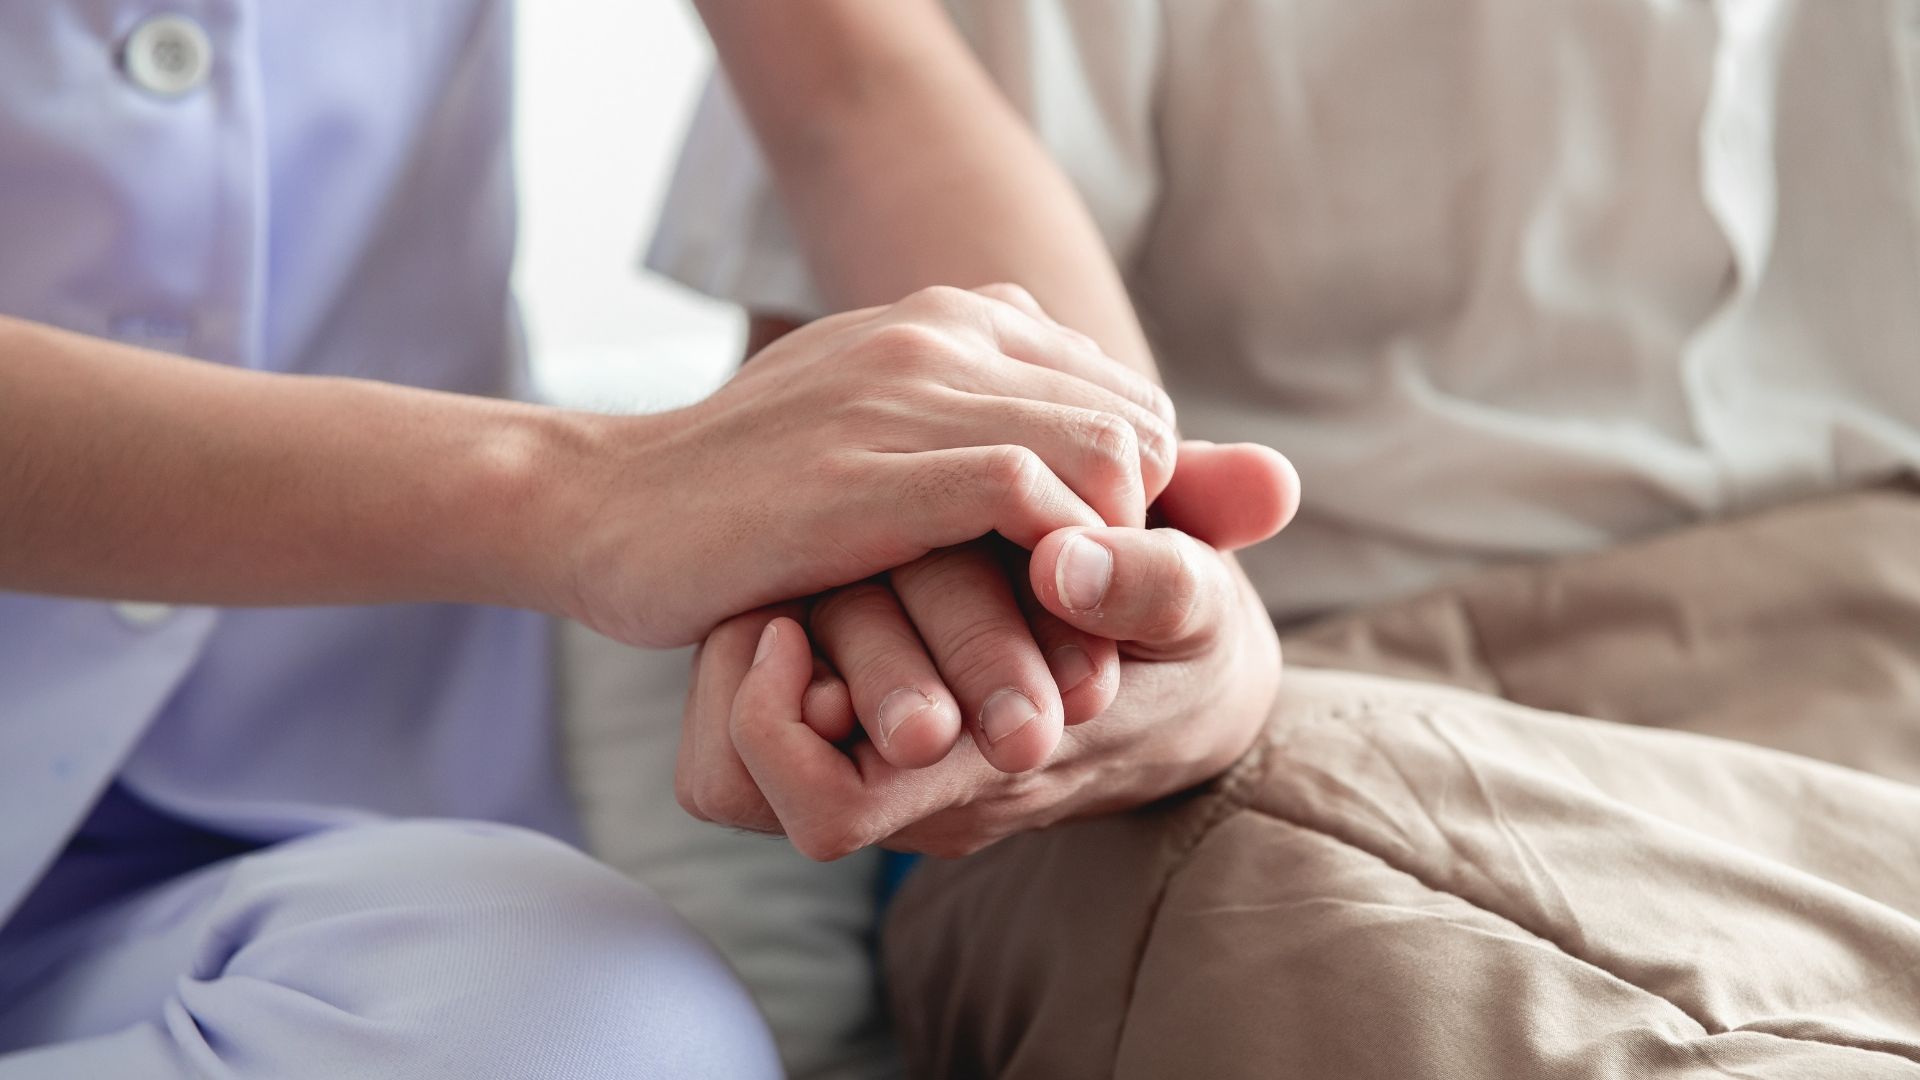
[114,601,176,627]
[122,14,212,97]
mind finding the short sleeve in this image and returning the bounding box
[645,0,1165,319]
[644,75,828,321]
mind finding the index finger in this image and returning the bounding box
[967,283,1178,433]
[731,617,964,860]
[898,285,1176,498]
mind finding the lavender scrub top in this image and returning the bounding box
[0,1,576,928]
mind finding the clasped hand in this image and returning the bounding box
[662,287,1299,859]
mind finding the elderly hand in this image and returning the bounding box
[674,442,1298,857]
[560,284,1174,650]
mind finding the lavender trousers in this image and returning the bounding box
[0,820,782,1078]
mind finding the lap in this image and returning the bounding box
[886,669,1920,1078]
[883,485,1920,1078]
[0,819,781,1079]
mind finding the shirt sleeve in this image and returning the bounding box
[644,0,1165,321]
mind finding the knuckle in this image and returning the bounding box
[974,281,1037,309]
[1081,412,1140,478]
[706,786,753,824]
[689,780,727,823]
[903,284,976,318]
[1136,415,1178,474]
[694,776,763,828]
[1144,382,1178,427]
[791,816,871,863]
[674,775,707,821]
[862,321,956,368]
[978,444,1042,503]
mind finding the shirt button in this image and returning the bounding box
[114,601,176,627]
[122,14,213,98]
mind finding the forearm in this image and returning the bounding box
[696,0,1158,379]
[0,316,597,611]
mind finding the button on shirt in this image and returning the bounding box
[123,14,213,97]
[650,0,1920,622]
[0,2,570,923]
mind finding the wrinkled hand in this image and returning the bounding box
[675,442,1298,858]
[564,284,1174,649]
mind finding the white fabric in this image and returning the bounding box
[647,0,1920,621]
[556,623,902,1080]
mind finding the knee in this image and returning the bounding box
[209,820,781,1079]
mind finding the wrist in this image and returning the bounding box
[489,404,696,636]
[452,403,635,617]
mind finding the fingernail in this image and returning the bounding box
[1047,645,1095,692]
[1056,535,1113,612]
[877,687,936,745]
[980,688,1040,744]
[752,621,778,667]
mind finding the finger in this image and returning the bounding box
[1028,526,1239,658]
[892,542,1063,773]
[870,444,1105,550]
[878,390,1148,527]
[729,617,883,861]
[1010,560,1120,726]
[734,663,983,861]
[892,285,1176,496]
[963,283,1179,434]
[674,643,707,820]
[681,605,797,833]
[800,656,856,743]
[954,358,1175,508]
[968,281,1053,321]
[808,581,965,768]
[1154,441,1301,550]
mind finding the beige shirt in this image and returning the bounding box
[648,0,1920,621]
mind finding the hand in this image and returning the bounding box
[675,442,1297,856]
[791,440,1298,778]
[558,284,1176,648]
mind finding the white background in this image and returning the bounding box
[512,2,741,412]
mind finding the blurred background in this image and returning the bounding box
[512,3,739,412]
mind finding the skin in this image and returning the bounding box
[680,441,1299,860]
[0,285,1170,650]
[686,1,1300,835]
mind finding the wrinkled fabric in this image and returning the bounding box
[885,483,1920,1078]
[556,626,901,1080]
[0,820,782,1079]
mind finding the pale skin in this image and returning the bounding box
[0,285,1172,649]
[682,1,1302,855]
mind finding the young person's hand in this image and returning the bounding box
[673,441,1299,847]
[0,287,1164,640]
[557,284,1175,648]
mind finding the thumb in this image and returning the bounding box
[729,617,874,860]
[1154,441,1299,551]
[1028,525,1237,657]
